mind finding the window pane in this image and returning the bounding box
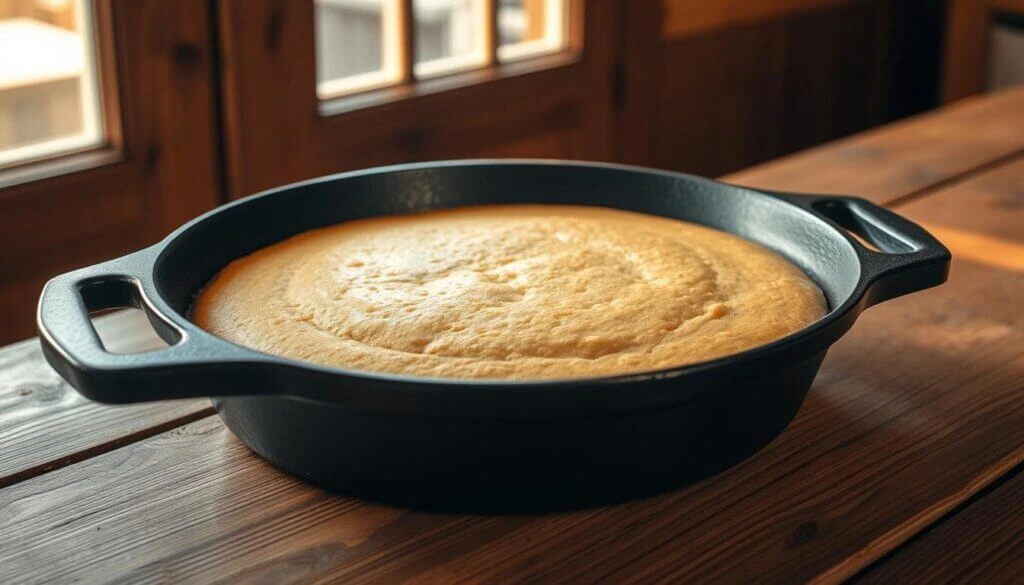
[497,0,565,62]
[315,0,402,99]
[0,0,103,167]
[414,0,487,79]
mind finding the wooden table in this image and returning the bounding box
[2,88,1024,584]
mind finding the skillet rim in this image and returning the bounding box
[153,159,868,387]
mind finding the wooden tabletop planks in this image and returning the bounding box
[724,86,1024,203]
[2,152,1023,584]
[0,310,212,486]
[2,89,1024,584]
[3,87,1023,511]
[855,469,1024,584]
[848,154,1024,584]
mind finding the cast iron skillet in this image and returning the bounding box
[37,160,950,512]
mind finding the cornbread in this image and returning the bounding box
[193,205,826,379]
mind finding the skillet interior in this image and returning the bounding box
[155,161,859,325]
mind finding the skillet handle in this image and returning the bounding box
[37,250,269,404]
[773,192,951,307]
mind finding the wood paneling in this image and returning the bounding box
[649,17,789,176]
[315,72,586,170]
[0,0,221,344]
[3,150,1024,585]
[725,86,1024,203]
[884,0,946,120]
[650,0,887,176]
[0,310,212,486]
[438,127,576,159]
[615,0,660,164]
[943,0,1024,102]
[216,0,319,200]
[662,0,860,39]
[115,0,222,238]
[623,0,944,177]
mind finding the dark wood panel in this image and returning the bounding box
[626,0,944,177]
[315,88,584,171]
[470,128,577,159]
[885,0,945,119]
[779,0,887,150]
[216,0,319,199]
[725,86,1024,204]
[941,0,1024,102]
[2,156,1023,583]
[649,14,788,176]
[0,279,47,346]
[648,0,893,176]
[115,0,224,238]
[0,187,141,285]
[661,0,860,39]
[0,310,212,486]
[856,469,1024,584]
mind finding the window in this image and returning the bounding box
[315,0,403,98]
[0,0,221,344]
[414,0,488,78]
[314,0,569,99]
[498,0,565,62]
[0,0,103,168]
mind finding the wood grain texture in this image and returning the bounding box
[855,469,1024,584]
[648,10,789,175]
[0,310,212,487]
[628,0,941,177]
[942,0,1024,102]
[848,161,1024,585]
[725,86,1024,203]
[661,0,860,40]
[2,155,1023,583]
[615,0,661,164]
[216,0,319,199]
[114,0,223,240]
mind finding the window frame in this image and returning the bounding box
[0,0,222,343]
[312,0,573,102]
[216,0,612,200]
[0,0,122,182]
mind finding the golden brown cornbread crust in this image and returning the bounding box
[193,205,826,379]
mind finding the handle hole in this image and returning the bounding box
[80,278,178,355]
[89,307,171,354]
[812,200,916,254]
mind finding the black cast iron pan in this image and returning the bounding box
[37,160,950,512]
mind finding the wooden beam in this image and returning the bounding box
[942,0,1024,103]
[484,0,498,65]
[398,0,415,82]
[661,0,861,40]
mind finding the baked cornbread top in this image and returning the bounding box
[193,205,826,379]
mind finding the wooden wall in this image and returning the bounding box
[942,0,1024,102]
[620,0,946,177]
